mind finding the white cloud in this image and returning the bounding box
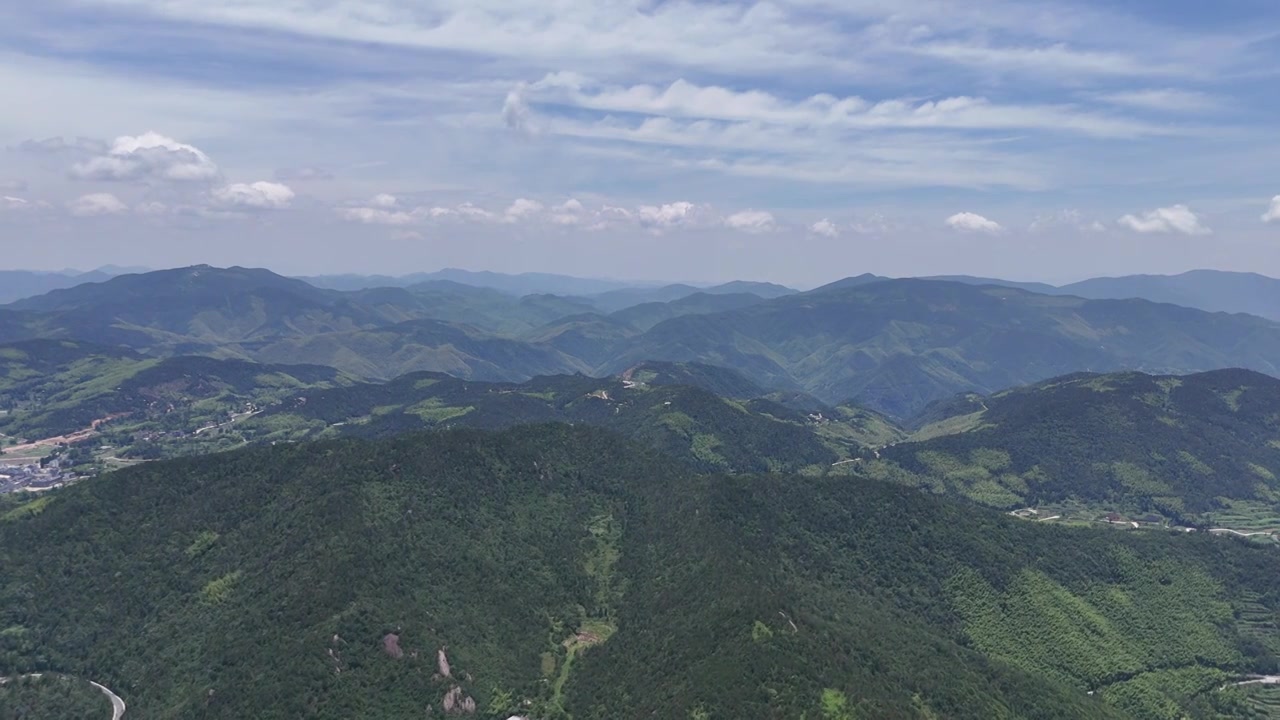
[210,181,295,210]
[339,207,418,225]
[1263,196,1280,224]
[1118,204,1210,235]
[946,212,1003,233]
[370,193,399,209]
[427,203,498,222]
[1,196,29,210]
[69,193,129,217]
[725,209,777,232]
[636,201,698,229]
[810,219,840,237]
[504,198,545,222]
[71,131,220,182]
[338,194,417,224]
[549,198,586,225]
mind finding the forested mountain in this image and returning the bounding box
[247,369,847,473]
[610,292,768,331]
[879,369,1280,524]
[605,279,1280,418]
[4,425,1280,719]
[5,267,1280,421]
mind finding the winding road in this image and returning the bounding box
[0,674,125,719]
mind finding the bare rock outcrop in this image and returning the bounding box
[442,685,477,714]
[382,633,404,659]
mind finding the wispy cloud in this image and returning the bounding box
[1095,89,1223,113]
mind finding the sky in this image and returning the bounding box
[2,0,1279,287]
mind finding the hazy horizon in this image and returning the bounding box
[5,262,1280,294]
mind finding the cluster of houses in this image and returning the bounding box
[0,459,76,494]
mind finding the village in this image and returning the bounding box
[0,457,77,494]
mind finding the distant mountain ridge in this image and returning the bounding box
[925,270,1280,321]
[0,269,118,304]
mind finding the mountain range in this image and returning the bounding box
[5,260,1280,718]
[3,266,1279,419]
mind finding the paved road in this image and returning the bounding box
[1230,675,1280,687]
[0,674,125,718]
[89,680,127,719]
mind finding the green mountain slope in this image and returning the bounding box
[605,279,1280,418]
[0,340,354,465]
[6,425,1280,718]
[247,370,844,473]
[878,369,1280,524]
[610,292,767,331]
[246,318,589,382]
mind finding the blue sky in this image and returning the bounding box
[1,0,1278,286]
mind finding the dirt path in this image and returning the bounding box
[0,674,125,719]
[3,414,131,455]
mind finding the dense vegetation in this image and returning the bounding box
[0,675,107,719]
[882,369,1280,523]
[246,368,847,473]
[3,425,1280,718]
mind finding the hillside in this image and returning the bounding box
[246,370,846,473]
[877,369,1280,525]
[5,425,1280,718]
[0,340,354,467]
[605,279,1280,418]
[610,292,767,331]
[246,319,589,382]
[1,266,392,351]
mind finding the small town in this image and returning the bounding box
[0,459,77,494]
